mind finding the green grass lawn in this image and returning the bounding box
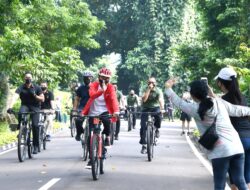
[0,122,17,146]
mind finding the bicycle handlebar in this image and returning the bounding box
[7,109,54,115]
[133,111,162,115]
[71,114,117,119]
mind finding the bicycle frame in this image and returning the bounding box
[91,117,103,159]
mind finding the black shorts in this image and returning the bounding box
[180,112,191,122]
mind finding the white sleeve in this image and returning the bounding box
[165,88,198,117]
[221,98,250,117]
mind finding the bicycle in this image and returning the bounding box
[110,121,116,145]
[126,106,135,131]
[38,111,54,152]
[70,110,77,137]
[7,109,41,162]
[89,114,113,180]
[71,113,89,161]
[139,112,160,162]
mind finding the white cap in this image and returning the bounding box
[214,67,237,81]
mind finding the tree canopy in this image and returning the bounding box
[0,0,105,87]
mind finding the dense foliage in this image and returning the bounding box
[0,0,104,122]
[0,0,104,87]
[83,0,249,100]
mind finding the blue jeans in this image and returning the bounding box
[241,138,250,183]
[212,153,248,190]
[229,138,250,185]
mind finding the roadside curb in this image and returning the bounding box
[0,127,67,154]
[0,142,17,153]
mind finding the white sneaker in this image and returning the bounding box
[85,160,92,169]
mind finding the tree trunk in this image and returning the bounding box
[0,73,9,122]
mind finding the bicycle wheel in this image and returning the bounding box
[128,113,132,131]
[100,144,106,175]
[17,124,28,162]
[81,132,88,161]
[43,128,47,150]
[110,123,114,145]
[83,124,89,161]
[151,128,155,159]
[38,126,43,152]
[91,135,100,180]
[146,123,153,162]
[71,118,76,137]
[27,129,33,159]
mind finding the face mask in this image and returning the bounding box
[41,87,47,91]
[83,78,90,85]
[25,78,31,84]
[131,94,134,96]
[104,79,109,84]
[99,79,104,84]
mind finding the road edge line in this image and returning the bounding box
[186,134,230,190]
[0,147,17,155]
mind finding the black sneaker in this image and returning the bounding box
[141,145,147,154]
[75,134,80,141]
[115,135,119,140]
[181,131,185,136]
[46,135,51,141]
[85,160,92,169]
[139,139,146,145]
[187,131,190,136]
[155,129,160,138]
[105,137,111,147]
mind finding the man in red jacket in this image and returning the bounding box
[82,68,119,169]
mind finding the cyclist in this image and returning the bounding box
[140,77,164,154]
[15,72,44,154]
[73,71,93,141]
[113,82,125,140]
[40,81,55,141]
[126,90,139,129]
[82,68,119,168]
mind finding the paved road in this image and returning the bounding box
[0,119,213,190]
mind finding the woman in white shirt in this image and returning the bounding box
[165,79,250,190]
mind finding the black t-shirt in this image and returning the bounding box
[222,93,250,138]
[76,84,90,110]
[16,83,43,108]
[41,90,54,109]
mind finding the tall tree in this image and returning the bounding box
[117,0,186,93]
[0,0,104,116]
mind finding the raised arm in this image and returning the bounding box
[221,99,250,117]
[165,79,198,117]
[165,88,197,117]
[89,83,103,99]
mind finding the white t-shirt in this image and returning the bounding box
[89,86,108,116]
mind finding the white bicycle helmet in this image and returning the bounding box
[82,71,93,77]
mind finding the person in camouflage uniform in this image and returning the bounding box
[113,83,125,140]
[126,90,139,129]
